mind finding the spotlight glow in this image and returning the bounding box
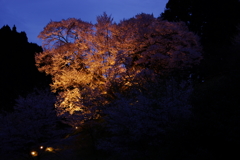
[31,151,38,156]
[45,147,54,152]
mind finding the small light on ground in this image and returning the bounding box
[31,151,38,156]
[40,146,44,149]
[45,147,54,152]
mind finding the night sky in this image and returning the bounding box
[0,0,167,45]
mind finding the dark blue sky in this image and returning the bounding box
[0,0,167,45]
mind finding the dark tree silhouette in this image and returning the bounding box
[0,25,51,111]
[158,1,240,159]
[161,0,240,76]
[161,0,240,47]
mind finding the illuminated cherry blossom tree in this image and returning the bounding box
[35,13,202,124]
[114,13,202,73]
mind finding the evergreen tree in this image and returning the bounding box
[161,0,240,47]
[161,0,240,77]
[0,25,51,111]
[159,2,240,159]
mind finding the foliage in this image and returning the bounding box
[36,13,202,123]
[161,0,240,47]
[97,77,193,159]
[0,25,50,111]
[33,13,203,159]
[166,19,240,160]
[0,88,64,159]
